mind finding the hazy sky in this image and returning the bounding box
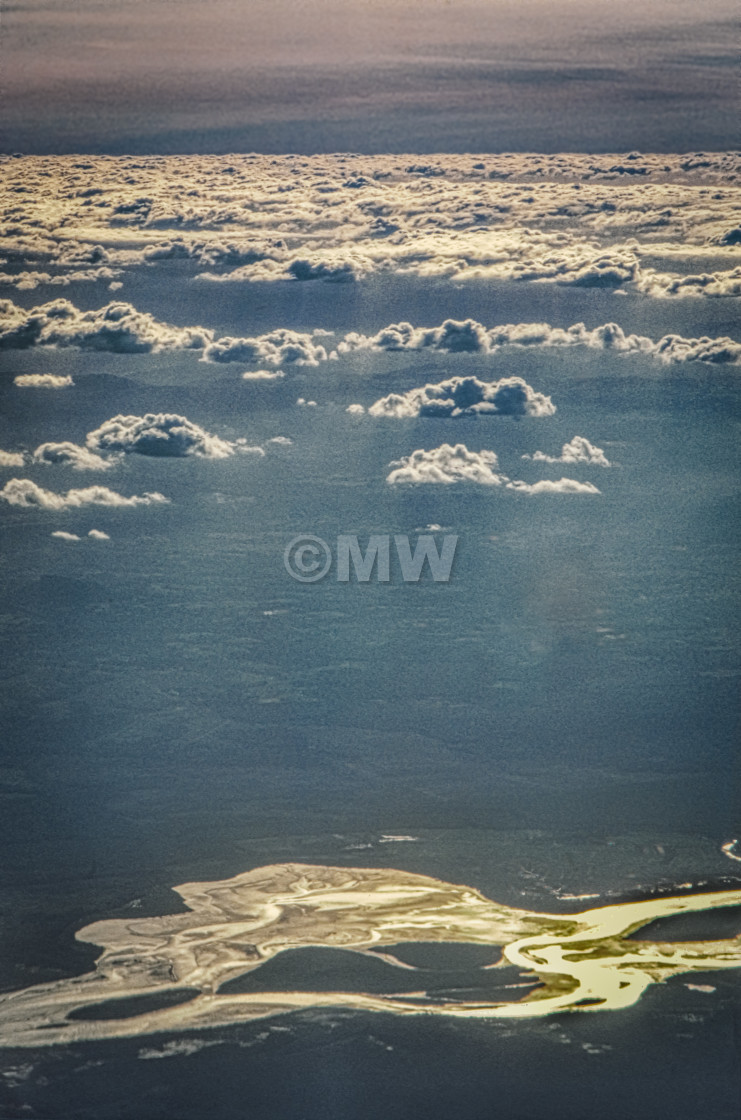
[2,1,739,154]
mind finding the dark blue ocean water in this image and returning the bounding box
[0,270,739,1117]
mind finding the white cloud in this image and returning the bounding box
[506,478,601,495]
[86,413,234,459]
[14,373,74,389]
[0,450,25,467]
[340,317,741,368]
[0,478,168,510]
[346,403,365,415]
[2,297,739,370]
[296,397,317,407]
[1,299,210,355]
[523,436,610,467]
[267,436,293,445]
[369,375,555,419]
[386,443,602,493]
[387,444,507,486]
[51,530,80,541]
[234,438,266,456]
[241,369,285,380]
[88,529,111,540]
[204,329,328,367]
[33,441,113,470]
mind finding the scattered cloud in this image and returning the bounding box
[88,529,111,540]
[85,413,234,459]
[1,300,209,355]
[387,443,601,493]
[50,530,80,541]
[369,375,555,419]
[0,478,168,510]
[296,397,317,407]
[0,450,25,467]
[241,369,285,380]
[13,373,74,388]
[33,441,113,470]
[506,478,601,495]
[523,436,610,467]
[387,444,507,486]
[2,299,739,370]
[338,317,741,367]
[204,329,328,367]
[346,403,365,415]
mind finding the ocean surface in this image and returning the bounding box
[0,153,739,1118]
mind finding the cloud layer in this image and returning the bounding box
[1,154,738,300]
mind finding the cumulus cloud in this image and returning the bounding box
[1,154,739,304]
[338,317,741,367]
[506,478,601,495]
[203,329,328,367]
[346,403,365,415]
[369,375,555,419]
[386,443,602,493]
[0,478,168,510]
[85,413,234,459]
[88,529,110,540]
[0,449,25,467]
[523,436,610,467]
[33,441,113,470]
[1,300,209,355]
[3,298,739,370]
[51,530,80,541]
[14,373,74,388]
[387,444,507,486]
[296,397,317,407]
[635,266,741,299]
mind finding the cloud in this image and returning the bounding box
[3,297,739,371]
[1,155,739,308]
[13,373,74,388]
[1,299,210,355]
[0,450,25,467]
[88,529,110,540]
[523,436,610,467]
[386,443,602,493]
[505,478,601,495]
[346,403,365,415]
[203,329,328,367]
[266,435,293,445]
[33,441,113,470]
[368,375,555,419]
[50,530,80,541]
[296,397,317,407]
[0,478,168,510]
[241,369,285,380]
[233,439,266,456]
[387,444,507,486]
[85,413,234,459]
[635,266,741,299]
[339,317,741,367]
